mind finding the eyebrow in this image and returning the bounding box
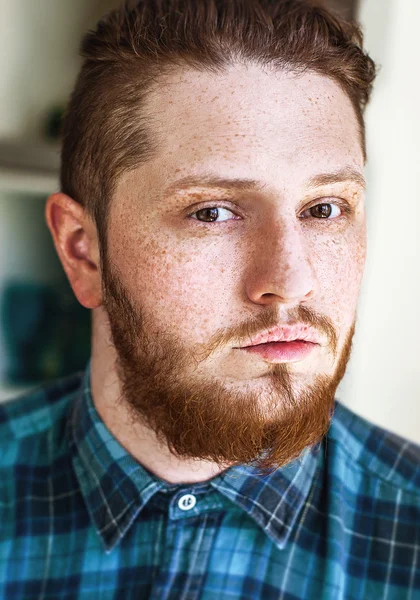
[163,167,366,196]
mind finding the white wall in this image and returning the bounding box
[337,0,420,443]
[0,0,118,139]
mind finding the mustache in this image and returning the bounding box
[194,304,338,363]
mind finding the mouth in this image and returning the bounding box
[237,340,318,363]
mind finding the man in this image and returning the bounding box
[1,0,419,598]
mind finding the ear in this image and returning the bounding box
[45,192,103,309]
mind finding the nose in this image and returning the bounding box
[244,218,319,306]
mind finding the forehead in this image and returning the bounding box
[129,63,364,195]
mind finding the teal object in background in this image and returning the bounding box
[1,279,90,384]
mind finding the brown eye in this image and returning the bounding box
[190,206,238,223]
[195,208,220,222]
[300,202,345,220]
[310,204,333,218]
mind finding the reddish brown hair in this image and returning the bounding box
[60,0,376,254]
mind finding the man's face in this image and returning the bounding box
[101,64,367,472]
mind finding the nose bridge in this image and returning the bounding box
[265,216,311,277]
[245,215,318,303]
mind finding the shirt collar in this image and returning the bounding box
[67,361,322,553]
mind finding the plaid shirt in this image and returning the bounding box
[1,361,420,600]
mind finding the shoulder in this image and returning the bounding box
[328,400,420,495]
[0,371,84,466]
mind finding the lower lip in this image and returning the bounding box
[239,341,318,362]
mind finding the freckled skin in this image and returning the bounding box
[110,66,365,357]
[68,64,368,483]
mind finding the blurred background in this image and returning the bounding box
[0,0,419,444]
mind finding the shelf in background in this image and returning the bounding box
[0,138,60,195]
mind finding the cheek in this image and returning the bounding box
[112,231,231,339]
[313,226,367,321]
[109,211,367,343]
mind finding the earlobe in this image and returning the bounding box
[45,192,103,309]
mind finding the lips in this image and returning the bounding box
[239,340,318,362]
[238,325,322,348]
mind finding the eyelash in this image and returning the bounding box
[186,200,354,226]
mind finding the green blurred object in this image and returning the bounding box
[1,280,91,385]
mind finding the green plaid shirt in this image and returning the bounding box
[1,361,420,599]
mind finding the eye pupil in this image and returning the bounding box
[196,208,219,222]
[311,204,332,218]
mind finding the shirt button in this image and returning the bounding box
[177,493,197,511]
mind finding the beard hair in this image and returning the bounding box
[101,257,355,474]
